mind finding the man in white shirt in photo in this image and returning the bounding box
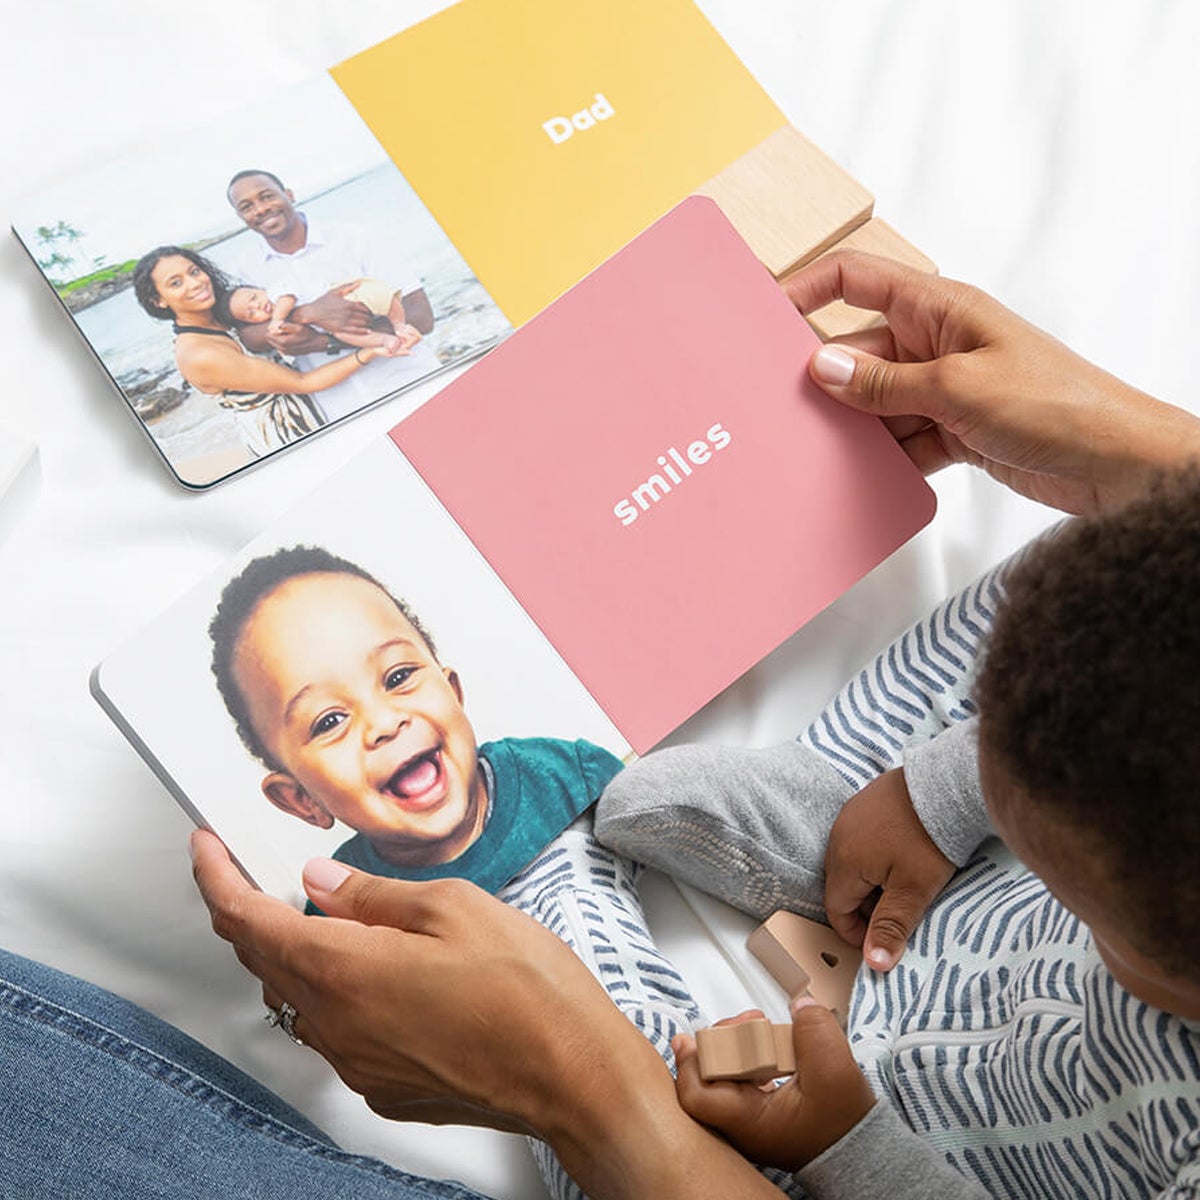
[226,169,440,423]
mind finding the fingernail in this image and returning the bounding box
[812,345,856,385]
[303,858,352,894]
[187,830,201,864]
[790,994,821,1017]
[866,946,893,971]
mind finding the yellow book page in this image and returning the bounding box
[332,0,785,325]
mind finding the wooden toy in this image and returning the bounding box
[695,1018,796,1083]
[747,911,862,1028]
[696,128,935,342]
[696,913,865,1081]
[798,217,937,341]
[696,125,874,279]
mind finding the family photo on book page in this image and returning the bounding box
[12,75,510,488]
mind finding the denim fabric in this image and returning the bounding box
[0,949,489,1200]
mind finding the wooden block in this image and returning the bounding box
[696,125,873,279]
[798,217,937,341]
[747,911,862,1028]
[695,1019,796,1084]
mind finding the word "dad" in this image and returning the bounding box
[613,423,732,527]
[543,93,615,144]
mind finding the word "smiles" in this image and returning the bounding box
[613,423,731,527]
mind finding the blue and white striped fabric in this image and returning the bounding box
[499,823,808,1200]
[498,826,700,1062]
[799,560,1009,790]
[502,546,1200,1199]
[497,825,707,1200]
[800,556,1200,1199]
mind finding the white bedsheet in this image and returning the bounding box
[3,3,1198,1195]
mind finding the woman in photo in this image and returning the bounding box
[132,246,394,457]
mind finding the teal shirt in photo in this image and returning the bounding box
[329,737,624,892]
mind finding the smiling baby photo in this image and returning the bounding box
[91,439,628,905]
[208,542,625,892]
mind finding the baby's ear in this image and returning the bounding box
[262,773,334,829]
[444,667,464,706]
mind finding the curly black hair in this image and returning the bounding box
[976,467,1200,978]
[132,245,236,323]
[209,545,437,770]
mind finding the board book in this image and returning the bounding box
[12,0,830,491]
[92,198,936,907]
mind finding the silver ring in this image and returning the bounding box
[264,1001,304,1046]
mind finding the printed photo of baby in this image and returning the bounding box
[208,545,622,891]
[222,280,423,358]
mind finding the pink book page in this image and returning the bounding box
[393,197,935,753]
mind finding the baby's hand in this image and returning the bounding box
[396,323,422,352]
[674,1000,875,1171]
[823,768,955,972]
[267,318,285,338]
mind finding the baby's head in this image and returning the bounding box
[975,469,1200,1015]
[221,286,274,326]
[209,546,486,868]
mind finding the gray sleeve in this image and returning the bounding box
[902,718,992,867]
[795,1099,991,1200]
[595,740,855,921]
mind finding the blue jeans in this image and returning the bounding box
[0,948,489,1200]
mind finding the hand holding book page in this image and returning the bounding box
[785,252,1200,515]
[189,828,789,1200]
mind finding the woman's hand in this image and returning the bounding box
[190,832,783,1200]
[191,831,657,1130]
[785,253,1200,515]
[673,1000,876,1172]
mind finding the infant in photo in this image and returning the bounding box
[207,544,622,890]
[223,279,422,357]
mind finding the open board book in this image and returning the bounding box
[92,198,936,907]
[11,0,886,490]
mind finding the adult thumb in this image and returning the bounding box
[302,856,437,931]
[810,344,933,420]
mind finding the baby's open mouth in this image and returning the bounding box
[384,749,445,810]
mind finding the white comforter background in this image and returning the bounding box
[2,3,1198,1195]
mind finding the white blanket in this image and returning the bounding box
[2,2,1197,1195]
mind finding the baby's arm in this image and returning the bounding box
[674,1002,991,1199]
[384,291,423,352]
[266,293,297,337]
[825,721,988,970]
[324,327,401,353]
